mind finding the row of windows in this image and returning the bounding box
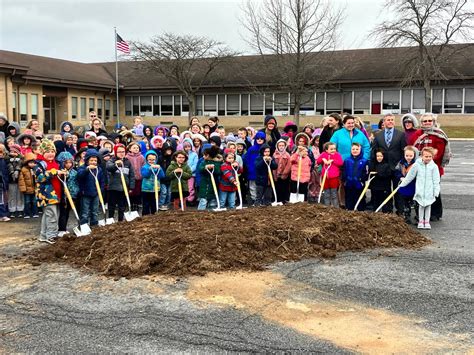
[12,92,39,121]
[125,87,474,117]
[70,97,117,120]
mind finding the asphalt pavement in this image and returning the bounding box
[0,141,472,353]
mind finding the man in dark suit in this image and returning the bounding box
[371,113,407,214]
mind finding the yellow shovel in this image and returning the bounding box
[174,170,185,211]
[265,159,282,206]
[58,173,91,236]
[318,162,332,204]
[89,168,114,225]
[151,166,161,212]
[206,165,226,211]
[117,162,140,221]
[354,172,377,211]
[375,182,402,213]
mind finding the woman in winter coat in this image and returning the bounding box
[401,113,419,146]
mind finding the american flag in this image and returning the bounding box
[116,33,130,54]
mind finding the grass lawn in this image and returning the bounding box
[442,126,474,138]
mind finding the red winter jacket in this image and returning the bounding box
[412,129,448,176]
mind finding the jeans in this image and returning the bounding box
[159,183,171,207]
[24,193,38,217]
[322,188,339,207]
[81,195,99,226]
[345,187,365,211]
[197,198,217,210]
[219,190,236,209]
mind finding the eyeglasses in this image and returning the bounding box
[422,120,433,123]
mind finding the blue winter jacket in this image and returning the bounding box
[243,131,266,181]
[141,151,165,193]
[330,128,371,161]
[77,166,105,197]
[187,150,199,175]
[343,154,369,190]
[395,158,416,198]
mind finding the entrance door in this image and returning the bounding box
[43,97,57,133]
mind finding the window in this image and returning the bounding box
[465,89,474,113]
[113,100,117,118]
[89,98,95,112]
[432,89,443,113]
[444,88,462,113]
[196,95,203,115]
[382,90,400,112]
[125,96,132,116]
[105,99,111,120]
[174,96,181,116]
[326,92,342,113]
[217,94,225,115]
[139,96,152,116]
[299,93,315,112]
[71,97,78,119]
[182,96,189,113]
[250,94,263,115]
[371,90,381,114]
[153,96,160,116]
[413,89,425,112]
[343,91,352,114]
[31,94,38,120]
[20,93,27,121]
[161,95,173,115]
[354,91,370,114]
[274,93,288,112]
[132,96,139,116]
[80,97,87,119]
[12,92,17,120]
[227,94,240,115]
[97,98,103,118]
[401,89,411,114]
[264,93,273,115]
[204,95,216,113]
[316,92,325,115]
[241,94,249,115]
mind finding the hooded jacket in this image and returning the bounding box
[57,151,80,198]
[141,151,165,193]
[395,157,416,198]
[273,139,291,180]
[369,154,392,191]
[60,121,74,136]
[106,155,135,191]
[19,153,37,194]
[254,144,277,186]
[77,149,105,197]
[166,159,192,193]
[7,122,20,138]
[342,153,369,190]
[412,124,451,176]
[34,154,62,206]
[243,131,266,181]
[401,114,419,145]
[258,115,281,153]
[399,158,440,207]
[316,151,343,180]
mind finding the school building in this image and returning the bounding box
[1,44,473,133]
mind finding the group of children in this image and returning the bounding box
[0,115,441,244]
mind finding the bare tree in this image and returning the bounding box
[241,0,344,126]
[131,33,238,119]
[370,0,473,111]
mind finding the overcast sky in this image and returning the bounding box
[1,0,383,63]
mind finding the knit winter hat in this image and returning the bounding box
[9,144,22,155]
[39,138,56,154]
[56,151,74,166]
[209,135,222,147]
[113,143,126,155]
[235,138,246,147]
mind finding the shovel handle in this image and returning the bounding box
[63,183,79,221]
[318,163,332,204]
[375,184,401,213]
[118,168,132,209]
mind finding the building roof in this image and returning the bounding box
[1,44,474,91]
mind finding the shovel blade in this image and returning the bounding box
[289,193,298,203]
[98,219,106,227]
[80,223,92,234]
[297,194,305,202]
[271,202,283,206]
[106,218,115,225]
[124,211,139,222]
[213,207,227,212]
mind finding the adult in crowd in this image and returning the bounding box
[330,115,371,161]
[401,113,419,145]
[207,116,219,134]
[318,113,342,153]
[371,113,407,214]
[0,113,10,138]
[77,111,98,135]
[89,118,108,137]
[258,114,281,153]
[412,113,451,220]
[26,119,42,136]
[7,122,21,139]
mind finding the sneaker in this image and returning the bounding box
[1,216,11,222]
[417,220,424,229]
[9,213,15,218]
[17,212,24,218]
[24,215,31,219]
[38,237,55,244]
[158,205,168,211]
[424,222,431,230]
[33,214,40,218]
[57,231,66,238]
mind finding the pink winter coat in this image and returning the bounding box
[126,152,145,180]
[290,152,312,183]
[316,152,343,179]
[273,149,291,180]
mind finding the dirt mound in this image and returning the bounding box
[33,204,429,278]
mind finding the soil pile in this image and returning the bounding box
[33,204,429,278]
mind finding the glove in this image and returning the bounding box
[13,171,19,180]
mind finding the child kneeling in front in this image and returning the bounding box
[399,147,440,229]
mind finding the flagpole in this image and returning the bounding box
[114,27,120,126]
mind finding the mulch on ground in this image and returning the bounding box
[32,204,430,278]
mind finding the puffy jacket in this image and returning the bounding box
[395,158,416,198]
[290,152,312,183]
[34,157,61,206]
[166,160,192,193]
[0,158,9,191]
[399,158,440,207]
[141,151,165,193]
[186,150,199,175]
[342,154,369,190]
[77,165,104,197]
[198,159,222,199]
[126,151,145,180]
[219,162,242,192]
[106,157,135,191]
[273,148,291,180]
[369,160,392,191]
[330,128,371,161]
[19,166,35,194]
[316,152,343,179]
[243,131,266,181]
[7,156,22,183]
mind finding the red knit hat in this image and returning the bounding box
[114,143,126,155]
